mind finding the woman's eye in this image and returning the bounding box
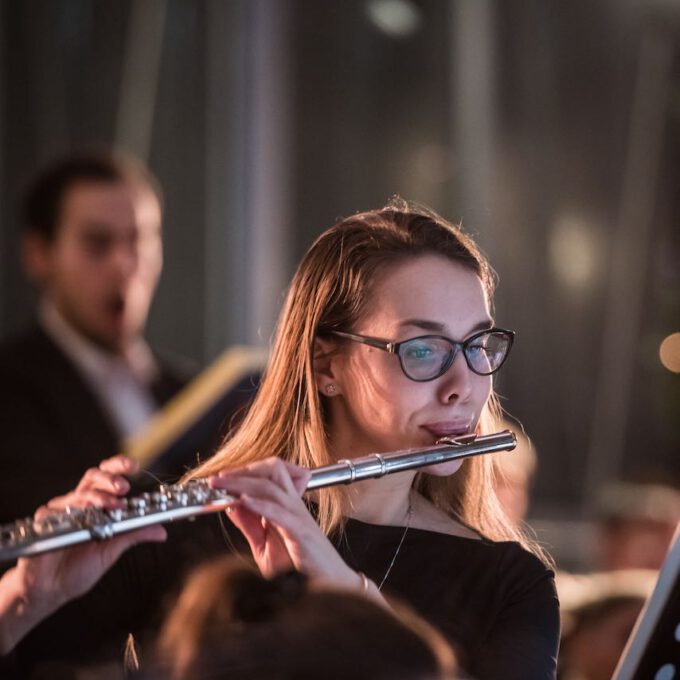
[406,345,434,360]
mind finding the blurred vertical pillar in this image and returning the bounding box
[204,0,292,358]
[585,27,673,502]
[204,0,248,359]
[449,0,497,254]
[0,2,5,329]
[115,0,167,160]
[3,2,70,336]
[26,3,69,161]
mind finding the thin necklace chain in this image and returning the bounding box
[378,492,414,591]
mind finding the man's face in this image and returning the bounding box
[28,180,163,353]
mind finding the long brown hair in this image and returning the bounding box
[189,198,545,559]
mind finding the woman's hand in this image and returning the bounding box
[20,455,166,605]
[0,455,166,654]
[209,459,359,590]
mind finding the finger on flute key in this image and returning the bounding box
[98,454,139,476]
[46,489,125,512]
[213,458,311,496]
[76,465,131,495]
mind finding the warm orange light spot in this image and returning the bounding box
[659,333,680,373]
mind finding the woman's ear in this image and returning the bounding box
[313,336,343,396]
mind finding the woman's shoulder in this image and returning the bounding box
[406,529,556,599]
[488,539,556,594]
[486,537,553,569]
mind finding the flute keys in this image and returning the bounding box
[151,491,168,510]
[90,523,114,540]
[39,513,71,535]
[191,488,209,504]
[129,497,147,515]
[16,519,35,539]
[166,488,189,506]
[108,508,123,522]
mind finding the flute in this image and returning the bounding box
[0,430,515,563]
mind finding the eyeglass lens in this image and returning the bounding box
[399,331,511,380]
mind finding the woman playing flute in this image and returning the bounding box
[13,199,559,679]
[188,198,560,679]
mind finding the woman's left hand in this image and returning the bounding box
[209,459,359,589]
[16,455,167,609]
[0,455,166,654]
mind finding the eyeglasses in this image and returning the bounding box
[331,327,515,382]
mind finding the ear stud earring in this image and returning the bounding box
[325,384,336,395]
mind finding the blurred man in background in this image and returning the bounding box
[0,151,193,523]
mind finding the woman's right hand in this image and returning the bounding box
[209,459,362,591]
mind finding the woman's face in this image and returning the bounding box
[322,254,494,469]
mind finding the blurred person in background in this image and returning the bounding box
[150,555,459,680]
[493,418,537,528]
[595,481,680,571]
[0,151,194,524]
[555,569,657,680]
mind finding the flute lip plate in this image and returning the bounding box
[435,433,478,445]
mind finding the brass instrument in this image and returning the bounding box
[0,431,515,563]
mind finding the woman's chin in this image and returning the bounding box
[419,459,464,477]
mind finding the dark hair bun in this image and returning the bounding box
[232,569,308,623]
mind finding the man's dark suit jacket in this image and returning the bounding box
[0,325,192,524]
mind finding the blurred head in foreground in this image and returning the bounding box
[154,556,458,680]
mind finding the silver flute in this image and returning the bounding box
[0,431,515,563]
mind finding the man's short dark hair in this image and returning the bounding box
[22,151,163,241]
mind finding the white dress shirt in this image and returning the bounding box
[40,302,160,440]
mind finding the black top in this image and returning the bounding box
[11,513,559,680]
[340,519,560,680]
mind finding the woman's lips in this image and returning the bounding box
[420,422,472,438]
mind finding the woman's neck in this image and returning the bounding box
[326,422,416,525]
[342,472,483,540]
[344,472,415,526]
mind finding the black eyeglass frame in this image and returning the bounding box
[330,327,515,382]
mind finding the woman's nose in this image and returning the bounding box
[437,351,473,403]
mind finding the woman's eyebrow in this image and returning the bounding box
[399,318,494,334]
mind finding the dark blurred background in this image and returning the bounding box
[1,0,678,567]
